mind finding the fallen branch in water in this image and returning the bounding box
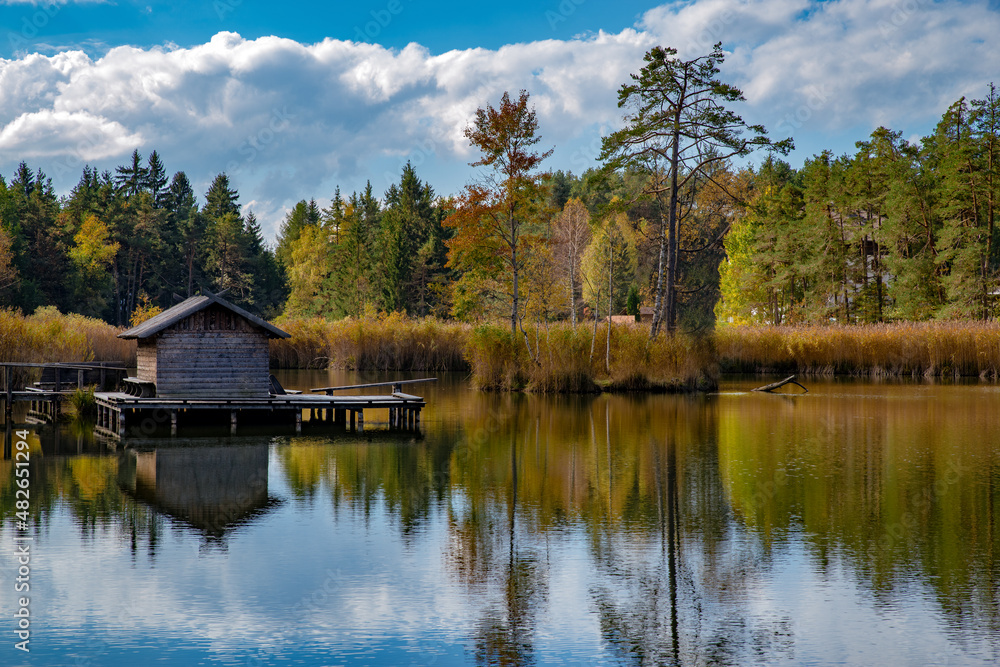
[752,375,808,393]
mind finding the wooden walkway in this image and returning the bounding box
[1,362,127,425]
[94,378,433,438]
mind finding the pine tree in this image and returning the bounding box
[115,149,149,199]
[145,150,168,207]
[600,44,791,336]
[275,199,320,268]
[203,173,241,220]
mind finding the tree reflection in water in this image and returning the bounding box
[10,378,997,664]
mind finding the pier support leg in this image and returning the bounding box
[231,410,238,435]
[295,411,302,434]
[335,409,345,426]
[415,409,420,428]
[118,410,126,439]
[170,409,178,436]
[4,366,12,425]
[350,410,356,431]
[357,410,364,433]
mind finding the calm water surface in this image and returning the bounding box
[1,373,998,666]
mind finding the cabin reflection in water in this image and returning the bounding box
[117,439,278,539]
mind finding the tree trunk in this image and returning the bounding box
[606,244,613,373]
[569,265,577,327]
[665,121,682,334]
[650,196,667,338]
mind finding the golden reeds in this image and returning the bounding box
[0,307,134,367]
[714,322,1000,377]
[467,322,718,392]
[271,313,470,371]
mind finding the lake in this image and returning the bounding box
[2,373,998,666]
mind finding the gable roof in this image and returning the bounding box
[118,293,290,340]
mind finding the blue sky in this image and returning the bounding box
[1,0,656,56]
[2,0,999,241]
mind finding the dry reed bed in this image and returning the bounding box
[271,315,717,392]
[271,313,469,371]
[0,307,135,385]
[714,322,1000,377]
[467,323,718,392]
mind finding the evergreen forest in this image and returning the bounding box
[3,75,1000,332]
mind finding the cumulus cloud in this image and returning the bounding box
[641,0,1000,136]
[0,0,998,239]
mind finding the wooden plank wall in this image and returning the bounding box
[151,305,273,398]
[155,331,270,397]
[137,339,157,384]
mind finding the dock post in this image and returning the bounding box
[357,410,364,433]
[335,408,345,426]
[389,407,396,429]
[230,410,238,435]
[4,366,12,424]
[350,410,356,431]
[170,409,178,436]
[118,409,126,439]
[415,409,420,427]
[295,411,302,434]
[408,408,414,429]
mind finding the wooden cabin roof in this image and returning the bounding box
[118,293,290,340]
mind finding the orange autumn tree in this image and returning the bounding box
[445,90,552,350]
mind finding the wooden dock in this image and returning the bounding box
[94,378,433,439]
[1,362,127,425]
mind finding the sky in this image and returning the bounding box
[2,0,1000,242]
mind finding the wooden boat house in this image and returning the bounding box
[117,292,290,399]
[91,290,430,439]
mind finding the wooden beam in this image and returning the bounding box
[752,375,808,393]
[312,378,438,393]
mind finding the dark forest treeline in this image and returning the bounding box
[0,150,285,323]
[6,85,1000,334]
[718,84,1000,325]
[0,152,726,332]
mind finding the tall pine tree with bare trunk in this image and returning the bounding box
[600,43,792,336]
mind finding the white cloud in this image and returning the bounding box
[1,0,999,240]
[640,0,1000,136]
[0,109,142,159]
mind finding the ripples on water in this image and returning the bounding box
[1,372,998,665]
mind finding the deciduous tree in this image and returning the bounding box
[445,90,552,344]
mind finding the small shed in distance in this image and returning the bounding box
[118,292,290,399]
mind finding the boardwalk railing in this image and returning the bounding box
[311,377,438,395]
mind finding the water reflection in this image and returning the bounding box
[717,383,1000,647]
[119,440,279,543]
[0,376,997,665]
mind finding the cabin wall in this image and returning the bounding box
[151,305,272,398]
[136,339,157,384]
[154,331,270,398]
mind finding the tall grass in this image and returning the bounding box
[0,307,134,366]
[314,317,1000,386]
[467,322,718,393]
[272,312,470,371]
[714,322,1000,377]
